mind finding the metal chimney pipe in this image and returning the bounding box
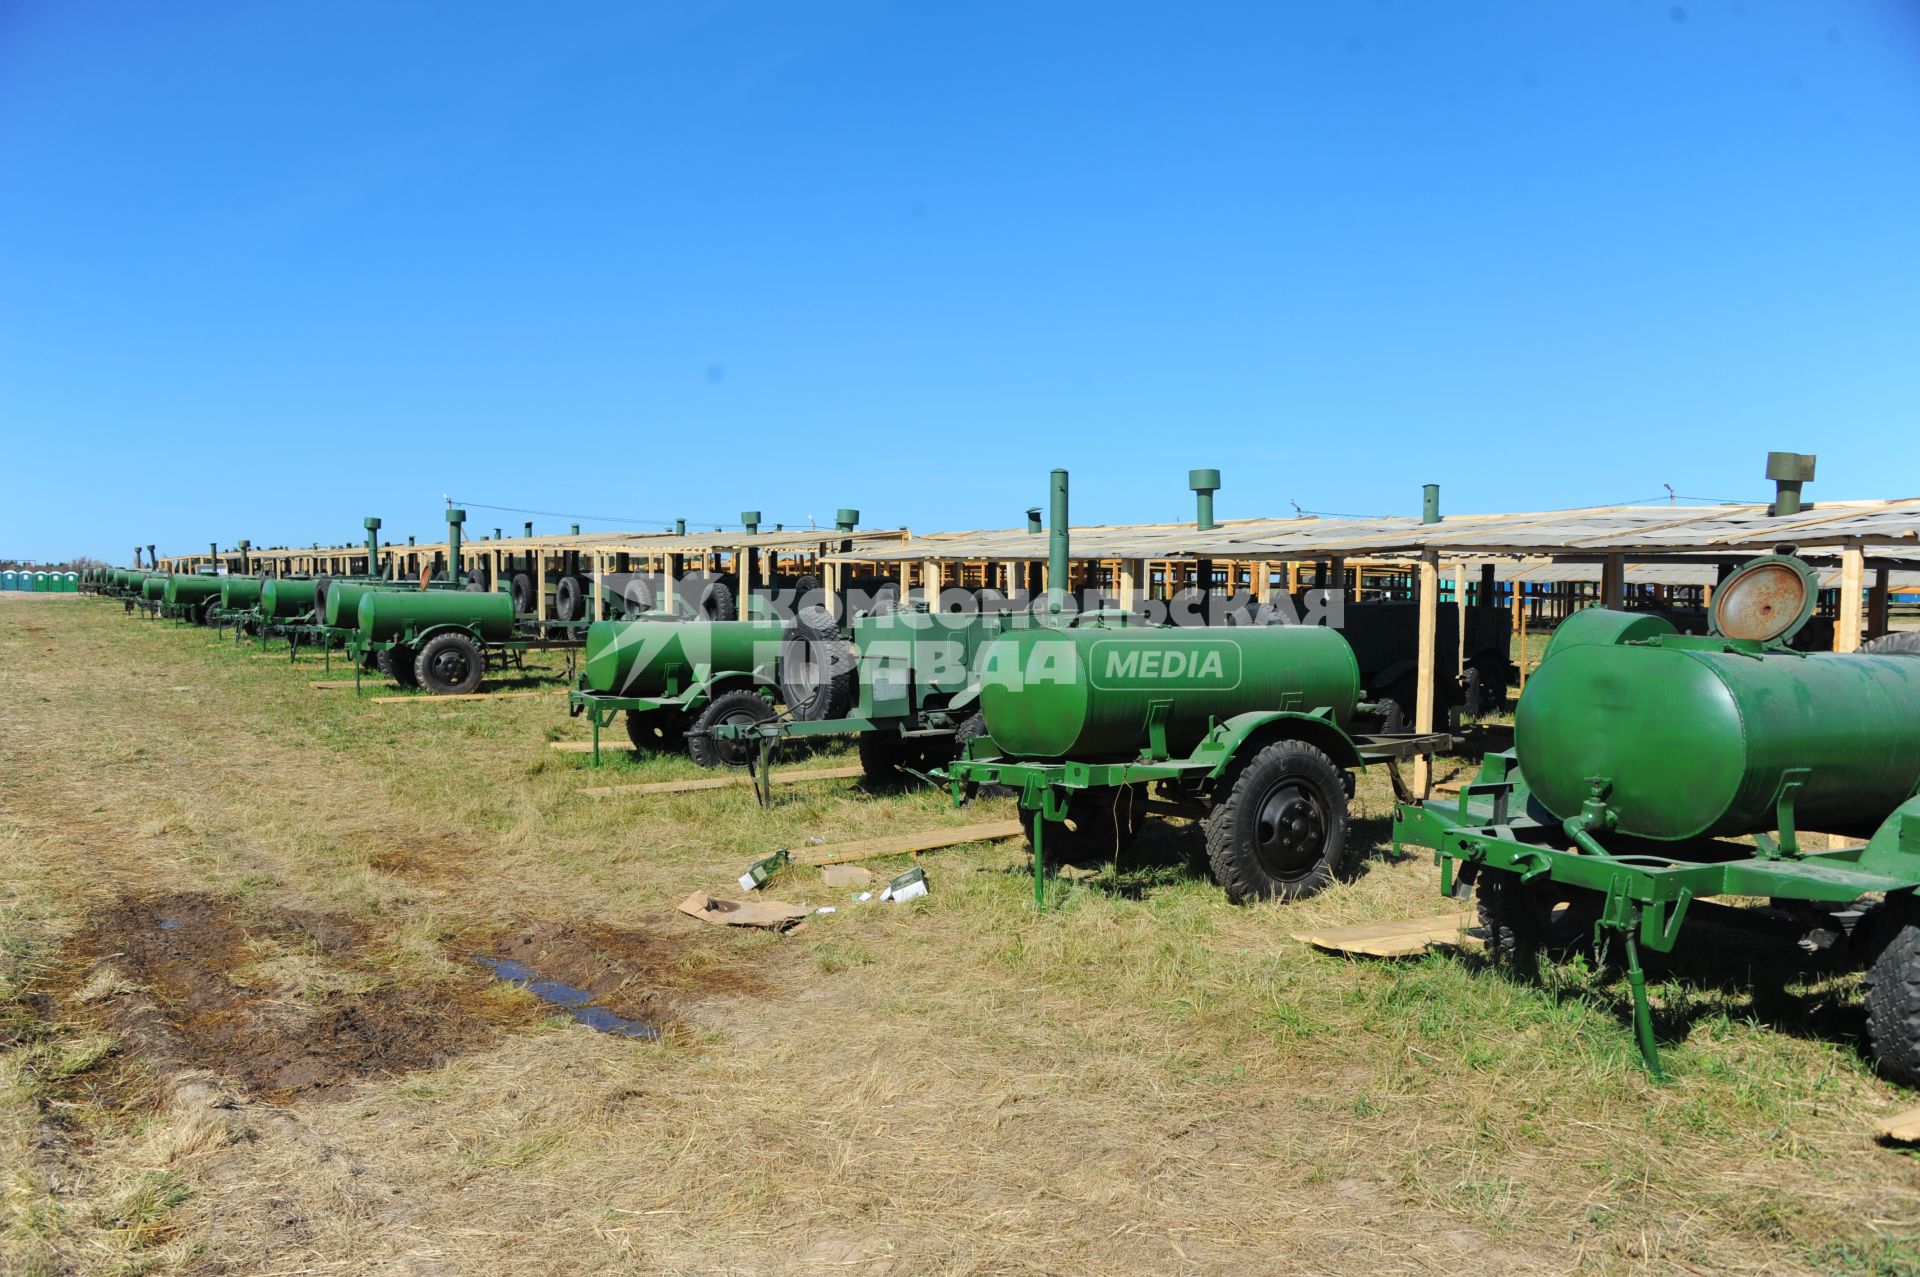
[1766,451,1817,517]
[1421,484,1441,525]
[524,521,534,538]
[238,539,251,574]
[1189,468,1221,531]
[674,519,686,536]
[1048,469,1069,615]
[446,508,466,586]
[133,547,143,569]
[1026,508,1043,535]
[364,517,381,573]
[571,523,580,535]
[835,508,859,533]
[741,511,761,535]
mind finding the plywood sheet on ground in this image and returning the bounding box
[580,765,864,798]
[1291,912,1479,958]
[795,820,1027,866]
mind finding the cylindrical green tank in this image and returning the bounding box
[220,577,263,610]
[357,590,515,643]
[259,578,317,619]
[324,580,405,628]
[163,575,223,608]
[583,618,784,694]
[1516,614,1920,840]
[140,576,167,601]
[979,625,1361,759]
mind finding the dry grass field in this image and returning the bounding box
[5,593,1920,1276]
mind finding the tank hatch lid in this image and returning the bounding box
[1709,554,1817,644]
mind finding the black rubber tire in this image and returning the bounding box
[1023,786,1145,864]
[788,573,823,606]
[414,631,484,695]
[625,706,689,753]
[555,574,585,622]
[378,643,419,688]
[313,575,333,619]
[510,572,535,614]
[954,713,1013,799]
[618,575,654,616]
[1861,632,1920,656]
[686,689,775,769]
[697,578,737,621]
[463,579,484,593]
[1475,868,1604,966]
[779,605,856,722]
[198,596,222,626]
[1203,738,1350,903]
[1866,897,1920,1087]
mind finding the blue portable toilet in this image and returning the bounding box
[1,570,16,591]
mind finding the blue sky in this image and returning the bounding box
[3,1,1917,562]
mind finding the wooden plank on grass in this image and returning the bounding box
[580,765,864,798]
[1875,1107,1920,1144]
[370,690,563,705]
[310,680,365,690]
[794,819,1027,866]
[549,741,599,752]
[1291,912,1479,958]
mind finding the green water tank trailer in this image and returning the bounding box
[140,576,167,601]
[220,577,264,610]
[356,589,516,644]
[324,580,402,629]
[979,625,1361,760]
[163,575,223,609]
[259,578,318,619]
[1516,611,1920,842]
[582,618,784,695]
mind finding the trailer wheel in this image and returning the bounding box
[1474,869,1603,966]
[687,689,774,769]
[1204,738,1349,903]
[415,632,485,695]
[955,713,1013,799]
[510,572,535,614]
[555,574,585,622]
[697,578,738,621]
[1023,786,1144,864]
[857,731,910,789]
[377,644,418,688]
[625,706,689,753]
[779,605,856,722]
[618,575,654,616]
[198,596,222,626]
[1866,898,1920,1087]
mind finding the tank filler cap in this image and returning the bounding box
[1709,554,1817,644]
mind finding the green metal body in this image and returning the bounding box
[140,576,166,602]
[568,618,781,763]
[849,607,1024,725]
[324,580,399,629]
[582,618,782,697]
[1393,588,1920,1080]
[220,577,264,610]
[1516,618,1920,841]
[356,589,515,645]
[259,578,318,619]
[977,625,1359,759]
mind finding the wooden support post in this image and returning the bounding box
[593,552,607,620]
[739,545,753,618]
[1412,550,1440,796]
[537,551,550,621]
[924,557,940,609]
[1836,540,1866,653]
[1454,560,1469,677]
[1870,567,1891,641]
[1601,554,1625,610]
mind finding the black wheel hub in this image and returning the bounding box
[431,649,471,684]
[715,710,759,767]
[1252,781,1327,880]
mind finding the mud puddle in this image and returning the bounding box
[474,957,660,1039]
[58,894,763,1105]
[62,893,537,1101]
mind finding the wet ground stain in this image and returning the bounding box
[474,957,660,1039]
[56,893,765,1105]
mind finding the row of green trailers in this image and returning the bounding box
[83,463,1920,1086]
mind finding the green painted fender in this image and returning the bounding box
[1189,709,1364,779]
[1859,794,1920,881]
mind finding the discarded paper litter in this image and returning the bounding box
[676,891,809,931]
